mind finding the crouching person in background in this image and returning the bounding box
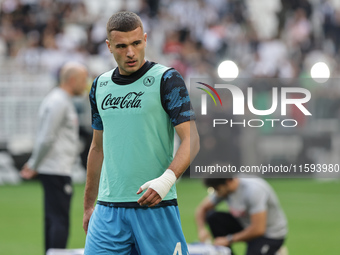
[195,178,288,255]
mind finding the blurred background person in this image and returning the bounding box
[195,177,287,255]
[20,62,88,253]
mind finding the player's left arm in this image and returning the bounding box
[137,120,199,207]
[137,69,200,207]
[169,120,200,178]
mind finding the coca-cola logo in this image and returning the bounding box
[101,92,144,110]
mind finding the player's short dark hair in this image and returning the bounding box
[204,178,233,189]
[106,11,143,38]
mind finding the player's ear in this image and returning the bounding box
[144,33,147,45]
[106,39,112,53]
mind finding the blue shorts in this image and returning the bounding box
[84,204,188,255]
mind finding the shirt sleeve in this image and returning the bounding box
[160,69,196,126]
[27,101,67,170]
[209,192,224,206]
[89,77,103,130]
[247,185,268,215]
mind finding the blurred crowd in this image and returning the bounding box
[1,0,340,176]
[1,0,340,80]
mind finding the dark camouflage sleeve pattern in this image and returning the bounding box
[89,77,103,130]
[161,69,196,126]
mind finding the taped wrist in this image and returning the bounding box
[141,169,177,199]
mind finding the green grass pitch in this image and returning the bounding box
[0,178,339,255]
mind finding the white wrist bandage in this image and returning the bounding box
[139,169,177,199]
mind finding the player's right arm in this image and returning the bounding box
[195,197,215,242]
[83,129,103,234]
[83,77,104,234]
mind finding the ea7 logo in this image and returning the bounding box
[100,81,108,87]
[200,84,312,116]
